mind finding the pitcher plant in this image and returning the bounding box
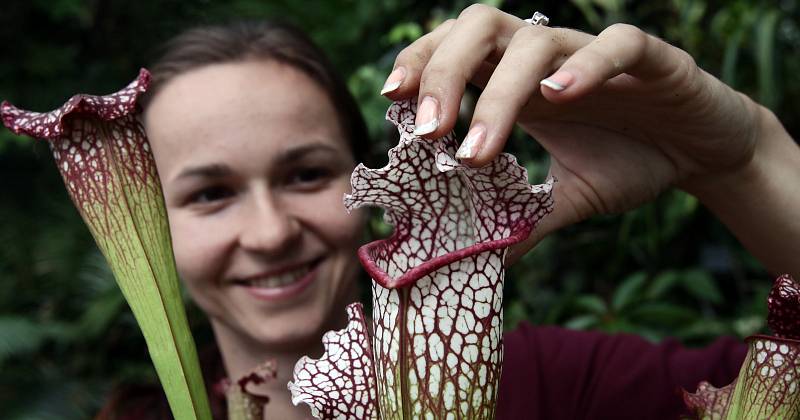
[1,70,212,420]
[289,99,554,419]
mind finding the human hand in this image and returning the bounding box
[381,5,763,262]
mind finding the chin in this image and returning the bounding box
[249,327,324,353]
[246,308,333,350]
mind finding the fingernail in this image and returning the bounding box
[413,96,439,136]
[540,71,574,91]
[456,124,486,160]
[380,67,406,95]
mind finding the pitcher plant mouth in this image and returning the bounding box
[1,69,150,140]
[356,224,534,289]
[345,99,553,291]
[1,69,212,420]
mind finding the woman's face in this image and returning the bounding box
[144,60,364,350]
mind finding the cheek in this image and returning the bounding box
[167,211,234,289]
[292,182,365,248]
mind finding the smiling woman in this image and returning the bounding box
[96,21,371,420]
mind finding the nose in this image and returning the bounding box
[238,189,301,255]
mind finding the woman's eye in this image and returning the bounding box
[188,186,234,204]
[289,167,332,186]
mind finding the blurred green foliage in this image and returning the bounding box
[1,0,797,418]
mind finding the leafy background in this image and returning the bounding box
[1,0,797,417]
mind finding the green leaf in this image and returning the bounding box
[628,302,698,325]
[646,270,681,299]
[573,295,608,315]
[732,315,765,338]
[681,269,723,303]
[385,22,423,44]
[0,130,30,153]
[601,318,652,337]
[564,314,600,330]
[612,271,648,312]
[0,316,47,366]
[75,290,126,339]
[720,26,745,86]
[569,0,602,29]
[754,9,780,109]
[504,300,530,331]
[675,319,730,341]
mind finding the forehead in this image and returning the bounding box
[143,60,348,178]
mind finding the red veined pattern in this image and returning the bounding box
[289,303,378,419]
[683,380,735,419]
[1,70,214,419]
[0,69,162,280]
[768,274,800,340]
[291,99,553,419]
[685,275,800,419]
[223,360,277,420]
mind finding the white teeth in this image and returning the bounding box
[247,265,311,288]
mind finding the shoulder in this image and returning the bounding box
[497,323,746,419]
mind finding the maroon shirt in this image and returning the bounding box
[105,325,746,419]
[497,323,747,419]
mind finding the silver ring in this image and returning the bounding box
[524,11,549,26]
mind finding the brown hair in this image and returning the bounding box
[140,19,370,163]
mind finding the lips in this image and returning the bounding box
[234,258,323,301]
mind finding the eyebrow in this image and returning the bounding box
[175,163,233,181]
[278,142,341,162]
[174,142,344,181]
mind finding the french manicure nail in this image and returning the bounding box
[456,124,486,160]
[380,67,406,95]
[540,71,575,91]
[413,96,439,136]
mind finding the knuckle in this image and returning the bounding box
[673,47,702,86]
[605,23,648,48]
[430,18,456,36]
[675,47,698,70]
[605,22,640,36]
[396,39,433,66]
[459,3,490,20]
[394,48,416,66]
[509,25,558,53]
[419,64,453,90]
[581,47,619,73]
[440,18,457,30]
[599,23,650,67]
[548,27,573,47]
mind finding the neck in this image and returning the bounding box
[211,318,339,420]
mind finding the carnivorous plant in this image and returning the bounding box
[1,70,212,420]
[289,100,554,419]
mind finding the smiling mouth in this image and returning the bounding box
[235,258,322,289]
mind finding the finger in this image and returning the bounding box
[381,19,456,99]
[411,4,527,138]
[456,26,593,166]
[539,23,693,103]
